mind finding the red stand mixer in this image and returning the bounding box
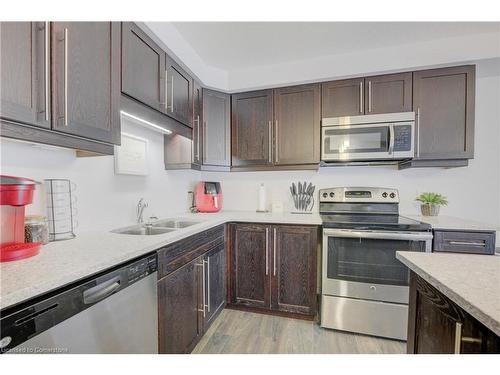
[1,175,41,262]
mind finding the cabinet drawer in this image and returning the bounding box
[157,224,225,279]
[433,230,496,255]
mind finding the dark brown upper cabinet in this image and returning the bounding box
[165,55,193,127]
[203,89,231,167]
[364,72,412,114]
[192,80,203,166]
[158,256,203,354]
[273,84,320,165]
[228,223,271,309]
[412,65,475,162]
[322,78,364,118]
[52,22,121,144]
[121,22,165,112]
[271,225,318,316]
[322,73,412,118]
[231,90,274,167]
[0,22,50,129]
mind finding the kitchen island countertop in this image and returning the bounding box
[396,251,500,336]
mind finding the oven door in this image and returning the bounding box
[322,229,433,304]
[321,124,393,161]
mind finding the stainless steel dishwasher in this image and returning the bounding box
[1,253,158,354]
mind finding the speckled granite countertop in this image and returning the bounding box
[0,211,321,310]
[396,251,500,336]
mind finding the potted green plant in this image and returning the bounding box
[416,192,448,216]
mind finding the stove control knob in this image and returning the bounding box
[389,193,396,198]
[329,192,335,197]
[322,192,328,198]
[382,192,388,198]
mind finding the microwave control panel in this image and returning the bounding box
[393,124,413,152]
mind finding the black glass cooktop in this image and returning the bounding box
[320,214,431,231]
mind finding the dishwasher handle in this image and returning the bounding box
[83,276,121,305]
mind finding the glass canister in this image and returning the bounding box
[25,215,50,244]
[44,179,77,241]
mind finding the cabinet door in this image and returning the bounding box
[203,243,226,328]
[413,66,475,160]
[192,80,203,165]
[166,55,193,127]
[364,72,412,114]
[229,224,271,309]
[271,225,317,315]
[231,90,273,167]
[158,257,203,354]
[321,78,364,118]
[52,22,120,144]
[202,89,231,167]
[121,22,165,112]
[0,22,50,128]
[274,84,320,165]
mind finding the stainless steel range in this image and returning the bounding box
[319,187,432,340]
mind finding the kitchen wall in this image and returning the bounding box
[1,60,498,236]
[0,120,201,232]
[203,58,500,228]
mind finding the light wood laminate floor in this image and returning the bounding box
[193,309,406,354]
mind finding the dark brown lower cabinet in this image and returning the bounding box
[158,257,203,354]
[157,225,226,354]
[407,272,500,354]
[228,223,318,318]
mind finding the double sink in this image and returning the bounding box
[112,219,201,236]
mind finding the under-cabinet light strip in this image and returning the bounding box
[120,110,172,134]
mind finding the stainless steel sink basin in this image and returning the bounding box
[112,225,176,236]
[151,219,201,229]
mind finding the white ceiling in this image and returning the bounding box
[171,22,499,71]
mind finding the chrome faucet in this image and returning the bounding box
[137,198,148,223]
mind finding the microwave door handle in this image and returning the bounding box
[388,125,394,155]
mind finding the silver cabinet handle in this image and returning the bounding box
[454,322,462,354]
[274,120,279,163]
[163,71,168,110]
[44,22,50,122]
[195,115,200,160]
[170,73,174,112]
[206,258,210,313]
[368,80,372,113]
[268,120,273,163]
[63,27,68,126]
[448,241,486,247]
[265,227,269,275]
[416,107,421,157]
[196,261,206,317]
[359,81,364,113]
[273,227,277,276]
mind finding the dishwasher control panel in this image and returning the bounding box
[127,254,157,283]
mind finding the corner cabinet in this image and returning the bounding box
[1,22,121,155]
[228,223,318,318]
[407,272,499,354]
[203,89,231,168]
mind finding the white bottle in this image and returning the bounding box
[258,183,267,212]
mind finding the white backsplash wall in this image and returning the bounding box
[202,59,500,229]
[0,120,201,232]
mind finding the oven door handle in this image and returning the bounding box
[323,229,433,242]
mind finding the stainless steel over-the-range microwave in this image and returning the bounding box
[321,112,415,163]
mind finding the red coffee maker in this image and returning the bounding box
[1,175,41,262]
[194,181,222,213]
